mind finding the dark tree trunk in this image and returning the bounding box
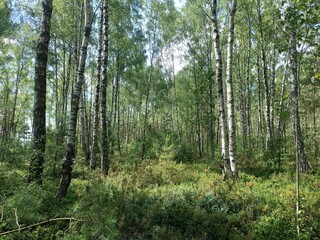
[27,0,53,185]
[101,0,110,175]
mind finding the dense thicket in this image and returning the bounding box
[0,0,319,239]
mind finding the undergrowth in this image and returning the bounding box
[1,153,320,239]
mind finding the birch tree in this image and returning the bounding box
[101,0,110,175]
[27,0,53,184]
[226,0,237,176]
[286,1,308,173]
[257,0,273,150]
[211,0,231,179]
[56,0,92,199]
[90,1,103,170]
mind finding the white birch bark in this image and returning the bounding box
[226,0,237,176]
[257,0,273,149]
[211,0,230,179]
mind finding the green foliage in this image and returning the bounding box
[2,155,320,239]
[61,178,118,240]
[128,129,195,163]
[2,184,53,224]
[0,0,12,37]
[252,209,297,240]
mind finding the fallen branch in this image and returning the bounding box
[0,217,83,236]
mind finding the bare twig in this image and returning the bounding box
[199,4,214,22]
[0,217,112,237]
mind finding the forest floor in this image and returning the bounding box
[1,150,320,239]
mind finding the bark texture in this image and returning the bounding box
[257,0,273,149]
[225,0,237,176]
[101,0,110,175]
[56,0,92,199]
[90,1,103,170]
[28,0,53,184]
[211,0,231,179]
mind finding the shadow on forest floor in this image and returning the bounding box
[240,165,286,180]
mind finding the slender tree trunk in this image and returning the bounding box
[257,0,273,150]
[125,105,131,151]
[53,36,60,176]
[245,9,253,154]
[116,74,121,155]
[56,0,92,199]
[141,57,153,160]
[208,71,215,162]
[289,28,308,173]
[101,0,110,175]
[238,55,247,151]
[171,51,181,139]
[90,1,103,169]
[11,49,25,139]
[27,0,53,185]
[211,0,231,179]
[1,74,10,142]
[226,0,237,177]
[80,93,90,165]
[257,54,263,136]
[277,61,287,169]
[193,61,203,158]
[110,72,116,155]
[312,84,318,165]
[112,49,121,155]
[62,47,72,132]
[270,44,276,137]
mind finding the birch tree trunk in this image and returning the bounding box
[116,70,121,155]
[56,0,92,199]
[27,0,53,184]
[11,48,25,139]
[101,0,110,175]
[257,0,273,150]
[80,93,90,165]
[225,0,237,177]
[141,56,153,160]
[277,61,287,169]
[90,1,103,170]
[289,29,308,173]
[211,0,231,179]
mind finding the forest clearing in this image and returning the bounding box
[0,0,320,239]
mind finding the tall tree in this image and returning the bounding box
[257,0,273,150]
[56,0,92,199]
[226,0,237,177]
[90,0,103,170]
[101,0,110,175]
[286,1,308,173]
[27,0,53,184]
[211,0,231,179]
